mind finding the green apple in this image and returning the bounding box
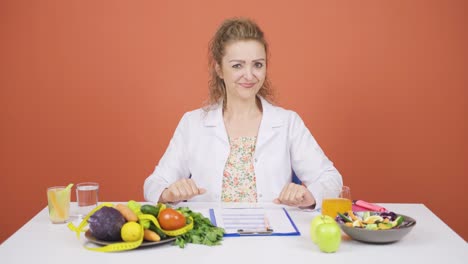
[310,215,334,243]
[315,221,341,253]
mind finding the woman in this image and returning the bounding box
[144,18,342,208]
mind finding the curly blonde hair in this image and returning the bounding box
[206,18,273,108]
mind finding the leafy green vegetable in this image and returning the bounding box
[127,200,150,229]
[127,200,142,214]
[175,207,224,248]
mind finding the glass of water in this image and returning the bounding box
[75,182,99,218]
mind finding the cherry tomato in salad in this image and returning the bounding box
[158,208,186,230]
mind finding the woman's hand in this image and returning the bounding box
[274,183,316,208]
[160,179,206,203]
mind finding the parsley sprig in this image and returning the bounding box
[175,207,225,248]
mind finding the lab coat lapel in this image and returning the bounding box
[203,97,283,149]
[203,103,229,145]
[256,97,283,151]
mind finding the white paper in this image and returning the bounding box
[212,207,298,234]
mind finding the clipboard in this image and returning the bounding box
[209,207,301,237]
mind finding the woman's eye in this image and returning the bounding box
[232,64,242,69]
[254,62,264,68]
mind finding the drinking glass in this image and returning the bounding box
[47,186,71,223]
[75,182,99,218]
[321,185,352,218]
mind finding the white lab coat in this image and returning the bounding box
[144,97,343,208]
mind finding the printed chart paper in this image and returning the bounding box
[209,207,300,236]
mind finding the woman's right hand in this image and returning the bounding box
[160,178,206,203]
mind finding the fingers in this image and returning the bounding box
[163,179,205,203]
[186,179,200,194]
[175,179,200,199]
[275,183,310,207]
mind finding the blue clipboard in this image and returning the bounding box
[209,207,301,237]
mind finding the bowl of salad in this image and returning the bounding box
[335,211,416,244]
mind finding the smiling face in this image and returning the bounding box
[216,40,266,103]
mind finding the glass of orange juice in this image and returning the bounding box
[47,186,71,223]
[321,186,352,218]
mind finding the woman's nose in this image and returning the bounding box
[243,67,254,80]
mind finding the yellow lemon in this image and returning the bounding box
[121,222,142,242]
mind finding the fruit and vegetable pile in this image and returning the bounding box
[335,211,404,230]
[68,201,224,251]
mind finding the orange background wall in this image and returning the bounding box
[1,0,467,243]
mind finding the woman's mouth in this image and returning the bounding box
[239,83,256,88]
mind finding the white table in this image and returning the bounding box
[1,203,467,264]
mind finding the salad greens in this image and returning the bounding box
[336,211,404,230]
[175,207,225,248]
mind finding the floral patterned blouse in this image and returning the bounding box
[221,137,258,203]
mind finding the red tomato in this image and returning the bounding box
[158,208,186,230]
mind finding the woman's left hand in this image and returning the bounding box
[274,183,316,207]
